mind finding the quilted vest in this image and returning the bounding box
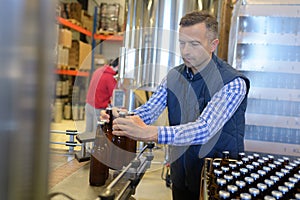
[166,54,250,192]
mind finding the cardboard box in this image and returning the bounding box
[60,2,82,22]
[69,40,91,70]
[81,11,93,32]
[57,45,69,66]
[59,29,72,48]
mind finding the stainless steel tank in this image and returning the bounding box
[119,0,224,110]
[0,0,55,199]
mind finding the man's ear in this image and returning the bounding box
[211,39,219,52]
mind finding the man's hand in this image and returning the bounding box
[100,107,127,122]
[113,115,158,142]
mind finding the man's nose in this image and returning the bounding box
[181,43,192,55]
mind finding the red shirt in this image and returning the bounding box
[86,65,117,108]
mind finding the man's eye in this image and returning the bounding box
[191,42,200,46]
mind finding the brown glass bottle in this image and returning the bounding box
[89,121,109,186]
[126,111,137,154]
[220,151,230,167]
[113,111,127,150]
[105,107,114,141]
[111,111,128,169]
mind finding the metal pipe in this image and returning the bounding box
[0,0,55,199]
[50,142,82,146]
[50,130,81,134]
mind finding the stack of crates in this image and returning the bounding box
[98,3,120,33]
[68,40,91,70]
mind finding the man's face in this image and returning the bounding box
[179,22,218,73]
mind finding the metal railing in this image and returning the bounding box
[50,130,82,152]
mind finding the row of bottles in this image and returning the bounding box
[237,44,300,63]
[238,16,300,35]
[245,125,300,145]
[243,71,300,90]
[207,151,300,200]
[89,108,137,186]
[246,98,300,117]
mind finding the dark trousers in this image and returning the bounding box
[172,185,199,200]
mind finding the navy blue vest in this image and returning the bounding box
[166,54,250,193]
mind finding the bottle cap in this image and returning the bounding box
[229,163,237,169]
[284,181,294,189]
[248,155,254,161]
[288,177,297,184]
[294,173,300,180]
[270,175,279,183]
[222,151,230,158]
[227,185,238,193]
[238,152,246,158]
[246,164,254,171]
[253,153,260,159]
[119,111,126,118]
[213,161,221,168]
[264,179,274,187]
[257,183,267,191]
[275,171,284,178]
[127,111,135,116]
[250,173,259,180]
[252,161,259,168]
[236,180,246,188]
[217,178,226,186]
[267,155,274,161]
[285,165,293,171]
[258,170,266,176]
[263,166,271,173]
[271,190,283,198]
[97,120,106,125]
[264,195,275,200]
[232,171,240,178]
[281,168,289,175]
[240,192,251,200]
[240,168,248,175]
[224,174,233,182]
[106,107,112,111]
[244,176,254,184]
[236,160,243,167]
[249,187,260,196]
[214,169,223,176]
[268,163,276,170]
[221,166,230,173]
[218,190,230,199]
[258,159,265,165]
[278,186,288,194]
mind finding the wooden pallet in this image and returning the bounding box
[67,19,82,26]
[56,64,70,70]
[97,30,116,35]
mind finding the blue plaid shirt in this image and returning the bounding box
[134,77,247,146]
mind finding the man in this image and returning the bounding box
[102,10,250,200]
[84,58,118,133]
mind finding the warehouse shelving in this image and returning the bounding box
[57,16,123,41]
[56,15,123,77]
[57,17,92,37]
[55,69,89,77]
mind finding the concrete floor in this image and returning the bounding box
[48,120,172,200]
